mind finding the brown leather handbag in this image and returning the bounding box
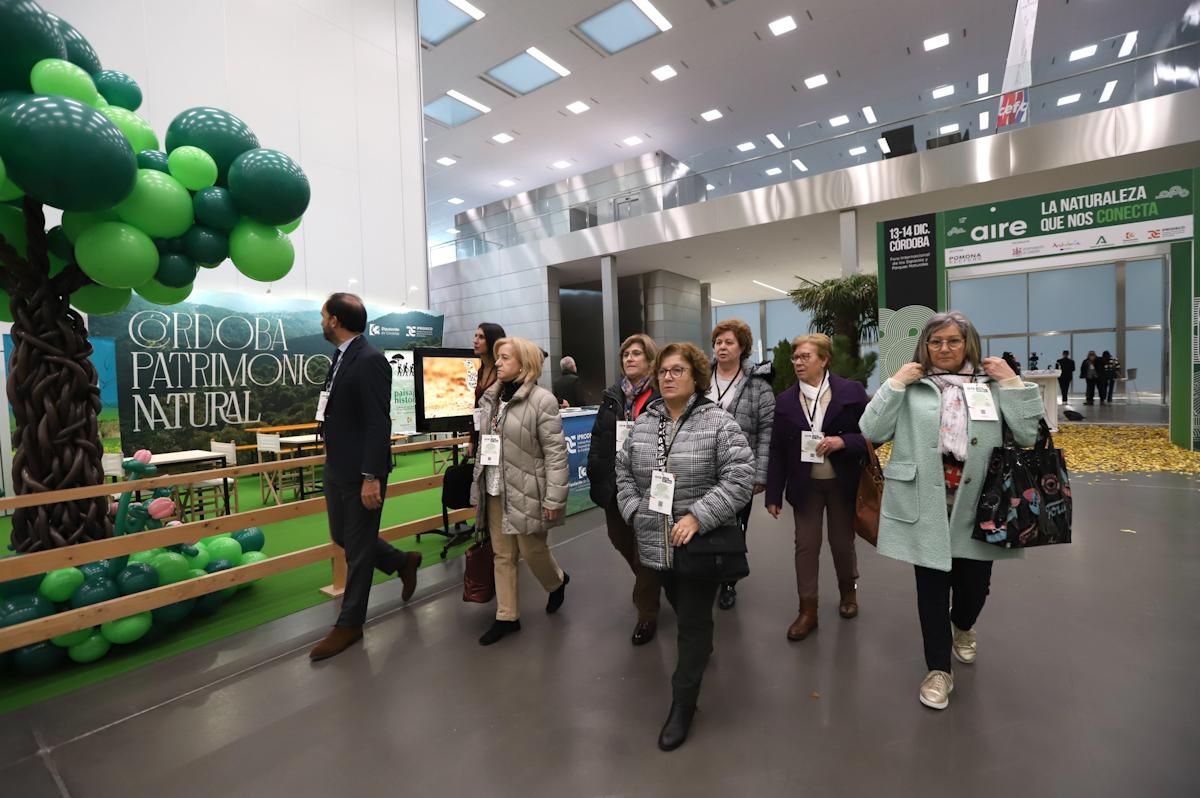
[854,441,883,547]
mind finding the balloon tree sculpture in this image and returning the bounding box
[0,3,310,553]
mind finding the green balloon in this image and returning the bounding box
[116,562,160,594]
[76,222,157,288]
[168,145,217,191]
[166,107,259,184]
[279,216,301,233]
[137,149,170,173]
[12,640,65,674]
[182,541,211,571]
[0,204,27,255]
[71,282,131,315]
[231,527,265,553]
[188,568,207,580]
[0,0,67,93]
[0,94,136,211]
[150,552,190,585]
[129,548,167,565]
[100,612,152,645]
[205,536,243,566]
[69,576,118,609]
[152,598,195,625]
[230,220,294,282]
[46,224,71,258]
[30,58,99,106]
[0,289,12,323]
[116,169,193,237]
[193,186,239,231]
[155,252,197,288]
[0,176,21,201]
[68,631,111,663]
[0,152,5,186]
[183,225,228,266]
[237,550,268,590]
[51,627,94,648]
[100,105,158,152]
[62,208,118,242]
[94,69,142,111]
[227,148,310,225]
[135,278,192,305]
[0,593,55,625]
[38,567,85,603]
[51,15,101,76]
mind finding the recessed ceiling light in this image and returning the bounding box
[848,145,867,156]
[701,108,723,121]
[651,64,677,81]
[632,0,673,31]
[804,73,828,89]
[492,132,514,144]
[877,137,891,154]
[792,158,808,172]
[706,183,715,191]
[977,72,989,94]
[769,15,797,36]
[447,197,465,205]
[829,115,850,127]
[752,279,789,295]
[939,123,959,135]
[566,100,590,114]
[1118,31,1138,58]
[979,110,990,129]
[410,284,420,291]
[931,84,955,99]
[498,178,517,187]
[1069,44,1097,62]
[766,133,784,149]
[446,228,460,234]
[1056,93,1081,106]
[447,0,486,21]
[923,32,950,51]
[862,106,876,124]
[765,167,783,176]
[551,160,571,169]
[711,298,727,305]
[526,46,571,77]
[435,156,457,166]
[622,136,643,146]
[737,141,756,152]
[447,89,491,113]
[1099,79,1118,103]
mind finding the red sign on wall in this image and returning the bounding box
[997,89,1029,129]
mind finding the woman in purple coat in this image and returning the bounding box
[765,334,869,641]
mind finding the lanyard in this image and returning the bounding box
[799,373,828,429]
[713,370,740,405]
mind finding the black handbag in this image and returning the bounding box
[672,523,749,582]
[973,418,1072,549]
[442,458,475,510]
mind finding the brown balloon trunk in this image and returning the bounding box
[0,199,112,552]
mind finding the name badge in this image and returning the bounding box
[616,421,634,452]
[649,470,675,515]
[962,383,999,421]
[315,390,330,422]
[479,434,501,466]
[473,408,486,431]
[801,431,825,463]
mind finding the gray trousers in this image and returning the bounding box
[325,478,400,627]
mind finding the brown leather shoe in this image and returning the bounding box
[398,551,423,601]
[787,599,819,641]
[838,582,859,619]
[309,625,363,661]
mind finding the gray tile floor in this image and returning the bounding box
[3,473,1199,798]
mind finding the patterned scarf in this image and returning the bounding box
[928,372,973,462]
[621,374,653,418]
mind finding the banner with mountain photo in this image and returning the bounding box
[87,291,442,453]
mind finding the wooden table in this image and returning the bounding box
[246,423,319,434]
[148,449,231,516]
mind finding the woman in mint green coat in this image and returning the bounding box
[860,311,1044,711]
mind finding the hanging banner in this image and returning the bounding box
[998,0,1038,130]
[384,350,417,435]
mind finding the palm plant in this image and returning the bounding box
[788,274,879,384]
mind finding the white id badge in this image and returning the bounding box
[616,421,634,452]
[962,383,999,421]
[478,434,501,465]
[315,390,330,422]
[649,470,675,515]
[801,430,825,463]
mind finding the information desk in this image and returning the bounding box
[560,408,597,516]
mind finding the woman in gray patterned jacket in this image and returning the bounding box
[616,342,754,752]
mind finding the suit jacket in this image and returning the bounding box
[765,373,868,508]
[322,336,393,484]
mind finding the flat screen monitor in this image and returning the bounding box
[413,348,481,433]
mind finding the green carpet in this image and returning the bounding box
[0,451,474,715]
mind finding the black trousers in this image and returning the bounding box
[1058,376,1071,403]
[1104,378,1116,403]
[325,478,399,627]
[662,572,720,704]
[913,558,993,673]
[1085,378,1101,403]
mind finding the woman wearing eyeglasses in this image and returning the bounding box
[615,342,754,751]
[860,311,1043,711]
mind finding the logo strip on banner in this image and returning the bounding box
[997,0,1038,130]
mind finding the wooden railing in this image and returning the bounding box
[0,437,471,654]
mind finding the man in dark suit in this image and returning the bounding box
[310,293,422,661]
[1055,350,1075,403]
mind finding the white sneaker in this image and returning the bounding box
[952,625,977,664]
[919,670,954,710]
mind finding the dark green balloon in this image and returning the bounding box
[183,224,228,266]
[11,640,65,674]
[77,561,113,581]
[69,576,119,609]
[227,148,310,225]
[192,186,239,231]
[116,562,160,595]
[51,14,101,75]
[137,149,170,173]
[0,593,55,626]
[0,1,67,92]
[155,251,197,287]
[0,94,136,211]
[231,527,265,553]
[46,224,72,258]
[0,572,45,599]
[93,69,142,111]
[152,598,195,626]
[166,107,259,184]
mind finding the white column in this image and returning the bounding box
[840,209,858,276]
[601,255,620,385]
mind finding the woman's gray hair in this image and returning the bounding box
[913,310,982,373]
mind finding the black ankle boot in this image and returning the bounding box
[546,573,570,614]
[657,700,697,751]
[479,619,521,646]
[717,582,737,610]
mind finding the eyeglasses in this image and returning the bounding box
[927,338,965,350]
[657,366,689,380]
[792,353,818,362]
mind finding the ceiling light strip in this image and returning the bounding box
[1099,80,1118,103]
[632,0,673,32]
[447,0,486,21]
[753,280,789,295]
[447,89,491,113]
[1118,31,1138,59]
[526,46,571,76]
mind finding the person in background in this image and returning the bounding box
[553,355,584,408]
[859,310,1043,711]
[471,337,570,646]
[1080,351,1102,405]
[765,334,869,641]
[588,334,663,645]
[1055,350,1075,403]
[708,319,775,611]
[616,342,753,751]
[473,323,507,405]
[1101,350,1121,404]
[1001,352,1021,376]
[1027,352,1039,371]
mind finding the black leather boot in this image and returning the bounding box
[657,699,697,751]
[478,619,521,646]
